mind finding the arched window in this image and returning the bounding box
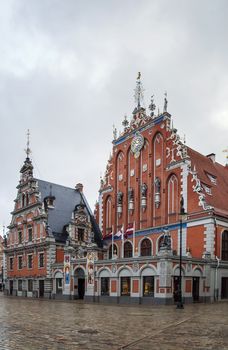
[222,231,228,261]
[167,174,178,223]
[108,244,118,259]
[26,193,29,206]
[106,196,112,233]
[117,152,124,183]
[140,238,152,256]
[22,194,25,207]
[124,241,132,258]
[153,133,163,169]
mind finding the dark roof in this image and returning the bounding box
[36,179,102,246]
[188,147,228,217]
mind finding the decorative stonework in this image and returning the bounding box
[166,126,188,162]
[132,262,139,273]
[190,167,213,211]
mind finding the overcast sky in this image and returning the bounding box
[0,0,228,232]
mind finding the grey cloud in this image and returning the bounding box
[0,0,228,229]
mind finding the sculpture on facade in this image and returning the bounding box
[154,177,161,208]
[159,229,171,251]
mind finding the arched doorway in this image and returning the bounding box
[192,269,201,302]
[54,271,63,296]
[74,268,85,299]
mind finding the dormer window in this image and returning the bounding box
[206,173,217,185]
[44,195,56,211]
[78,228,84,242]
[202,183,212,195]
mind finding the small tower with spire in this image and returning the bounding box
[20,129,33,183]
[133,72,145,114]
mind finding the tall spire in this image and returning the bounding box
[134,72,144,109]
[20,129,33,178]
[25,129,31,159]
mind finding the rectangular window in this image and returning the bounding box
[28,228,33,242]
[78,228,84,242]
[28,279,33,292]
[28,255,33,269]
[39,253,44,268]
[143,276,154,297]
[18,231,22,244]
[18,256,23,270]
[121,277,131,296]
[101,277,110,296]
[18,280,22,291]
[9,257,14,270]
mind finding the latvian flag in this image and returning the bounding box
[115,226,124,239]
[124,223,134,238]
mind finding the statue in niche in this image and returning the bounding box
[117,191,123,205]
[159,229,171,251]
[154,177,161,193]
[128,188,134,201]
[141,183,147,197]
[163,92,168,113]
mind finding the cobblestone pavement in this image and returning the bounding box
[0,293,228,350]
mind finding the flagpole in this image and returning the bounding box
[133,221,135,257]
[111,225,114,259]
[121,224,124,258]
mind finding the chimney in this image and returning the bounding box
[75,183,83,193]
[206,153,216,163]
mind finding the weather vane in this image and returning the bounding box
[25,129,31,158]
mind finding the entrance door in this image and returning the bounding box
[192,277,200,302]
[221,277,228,299]
[39,280,44,298]
[74,268,85,299]
[9,280,13,295]
[78,279,85,299]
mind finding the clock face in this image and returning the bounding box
[131,132,144,158]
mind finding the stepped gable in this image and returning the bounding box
[188,147,228,216]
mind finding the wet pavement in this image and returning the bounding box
[0,293,228,350]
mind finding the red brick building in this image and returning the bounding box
[4,135,102,299]
[94,76,228,304]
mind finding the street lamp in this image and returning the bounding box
[176,196,187,309]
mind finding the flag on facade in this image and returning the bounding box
[125,223,134,238]
[115,225,124,240]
